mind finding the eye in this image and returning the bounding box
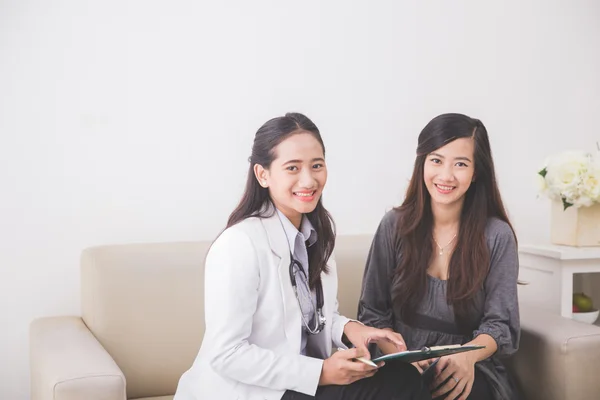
[286,166,298,171]
[455,162,468,167]
[312,163,324,169]
[430,158,442,164]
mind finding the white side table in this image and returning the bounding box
[518,244,600,321]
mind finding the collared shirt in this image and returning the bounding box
[276,209,318,356]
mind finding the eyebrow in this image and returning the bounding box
[429,152,472,163]
[282,157,325,166]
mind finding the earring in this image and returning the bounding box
[262,181,268,187]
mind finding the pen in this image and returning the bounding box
[337,347,378,368]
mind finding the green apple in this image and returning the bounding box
[573,292,594,312]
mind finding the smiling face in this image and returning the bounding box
[423,137,475,208]
[254,131,327,228]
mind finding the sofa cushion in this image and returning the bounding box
[334,235,374,319]
[506,304,600,400]
[81,241,210,399]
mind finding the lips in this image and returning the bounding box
[293,190,316,202]
[434,184,455,194]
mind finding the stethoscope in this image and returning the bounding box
[288,254,326,335]
[276,211,326,335]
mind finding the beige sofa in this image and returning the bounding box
[30,235,600,400]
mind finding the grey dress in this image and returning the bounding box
[358,210,520,400]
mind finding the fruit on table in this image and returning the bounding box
[573,292,594,312]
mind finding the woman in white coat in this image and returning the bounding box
[174,113,430,400]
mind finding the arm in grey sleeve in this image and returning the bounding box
[357,212,397,330]
[472,222,520,357]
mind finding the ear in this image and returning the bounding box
[253,164,269,188]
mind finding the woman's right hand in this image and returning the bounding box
[318,348,381,386]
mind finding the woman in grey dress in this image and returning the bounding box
[358,113,519,400]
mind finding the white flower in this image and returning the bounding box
[537,150,599,208]
[545,151,586,188]
[582,160,600,201]
[574,197,593,207]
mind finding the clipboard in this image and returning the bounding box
[372,344,485,364]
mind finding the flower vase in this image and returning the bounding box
[550,200,600,247]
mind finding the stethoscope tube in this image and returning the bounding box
[288,253,326,335]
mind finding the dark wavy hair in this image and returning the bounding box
[226,112,335,288]
[392,113,516,332]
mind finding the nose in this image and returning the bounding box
[298,169,317,189]
[438,164,455,182]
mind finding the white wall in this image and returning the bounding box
[1,0,598,398]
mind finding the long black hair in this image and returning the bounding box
[227,112,335,288]
[393,113,516,331]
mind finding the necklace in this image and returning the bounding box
[433,234,457,256]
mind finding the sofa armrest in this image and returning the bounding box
[30,316,126,400]
[505,305,600,400]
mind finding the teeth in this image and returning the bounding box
[294,192,314,197]
[436,184,454,191]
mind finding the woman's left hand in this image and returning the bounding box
[430,352,476,400]
[343,322,406,358]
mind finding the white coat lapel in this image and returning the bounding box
[260,209,302,353]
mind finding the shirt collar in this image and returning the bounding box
[276,209,318,254]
